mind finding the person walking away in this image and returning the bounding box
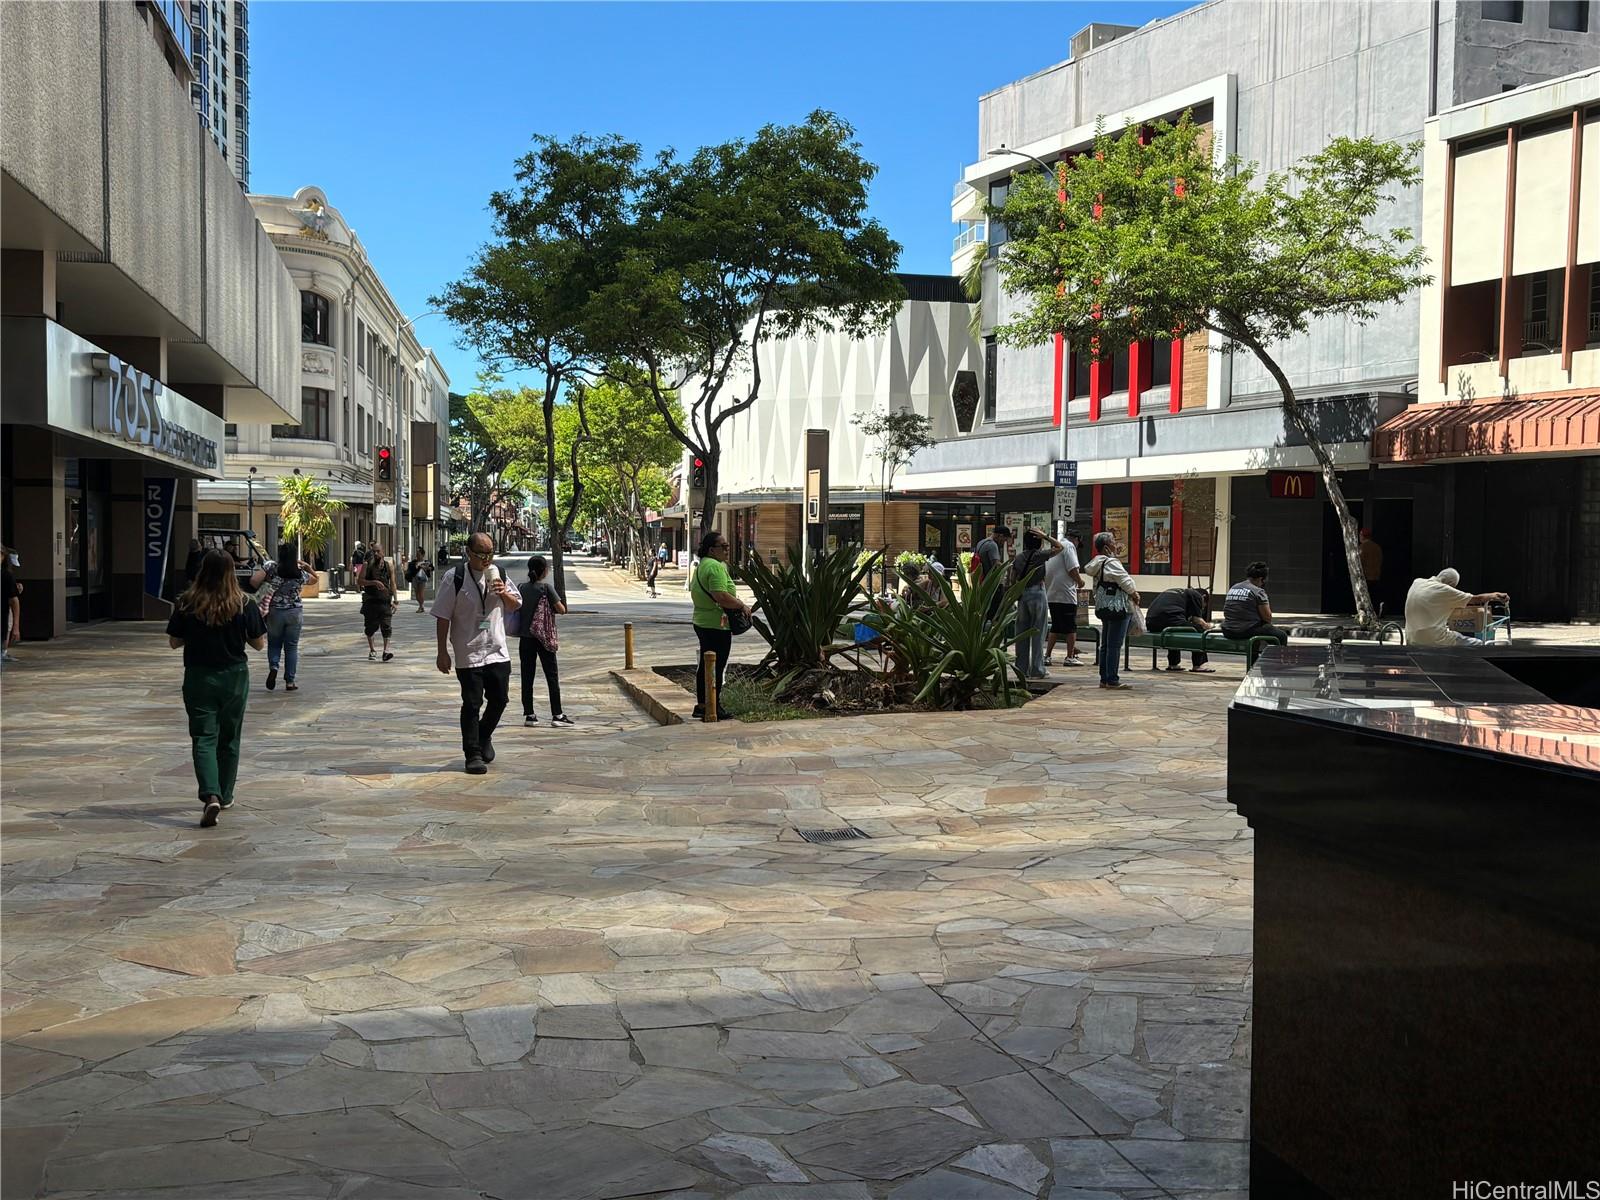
[1010,527,1064,679]
[3,547,22,664]
[360,545,397,661]
[1146,587,1215,672]
[1221,562,1289,647]
[249,543,313,691]
[690,531,751,720]
[518,554,572,727]
[409,552,433,613]
[1044,530,1085,667]
[351,541,368,588]
[167,550,265,827]
[646,544,666,598]
[1404,568,1508,647]
[1084,531,1140,690]
[183,538,205,584]
[433,533,522,773]
[972,526,1015,622]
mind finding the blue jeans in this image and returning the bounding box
[1098,611,1130,685]
[1015,587,1048,678]
[266,607,303,682]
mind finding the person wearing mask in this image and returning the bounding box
[408,551,434,613]
[1221,562,1289,645]
[432,532,522,773]
[517,554,572,727]
[690,530,751,720]
[1404,568,1508,647]
[1145,587,1215,672]
[972,526,1015,621]
[360,545,397,662]
[1084,531,1141,690]
[183,538,205,585]
[1044,529,1085,667]
[249,544,313,691]
[2,547,21,664]
[167,550,266,827]
[1010,527,1065,679]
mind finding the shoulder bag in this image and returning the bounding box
[694,563,751,635]
[527,588,558,650]
[1092,559,1131,618]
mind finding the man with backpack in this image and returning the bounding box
[431,533,522,774]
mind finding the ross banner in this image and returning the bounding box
[143,476,177,598]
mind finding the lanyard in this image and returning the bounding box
[463,567,489,615]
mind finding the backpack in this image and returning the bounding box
[404,560,417,583]
[528,588,558,651]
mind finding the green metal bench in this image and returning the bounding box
[1122,628,1283,670]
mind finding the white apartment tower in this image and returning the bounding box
[188,0,249,188]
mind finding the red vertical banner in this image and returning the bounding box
[1171,492,1184,577]
[1129,482,1143,571]
[1089,341,1104,422]
[1128,340,1146,418]
[1052,332,1065,428]
[1092,484,1104,543]
[1169,335,1184,414]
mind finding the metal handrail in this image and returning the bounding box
[952,222,987,252]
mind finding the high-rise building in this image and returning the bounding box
[188,0,249,189]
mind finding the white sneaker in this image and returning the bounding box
[1043,656,1054,666]
[1062,656,1084,666]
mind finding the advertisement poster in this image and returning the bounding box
[1105,506,1131,555]
[1029,512,1050,536]
[1004,512,1024,535]
[1143,505,1172,569]
[924,523,942,549]
[955,524,973,550]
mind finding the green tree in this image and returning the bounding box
[591,111,905,537]
[434,135,637,596]
[277,475,345,562]
[853,409,935,567]
[448,384,545,550]
[991,117,1429,627]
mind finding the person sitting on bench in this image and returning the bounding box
[1145,587,1215,672]
[1221,562,1289,646]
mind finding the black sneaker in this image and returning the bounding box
[691,706,705,719]
[480,741,496,764]
[199,800,221,828]
[464,755,487,775]
[551,714,576,727]
[265,667,278,690]
[382,652,395,662]
[524,714,539,726]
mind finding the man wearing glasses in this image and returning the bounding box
[431,532,522,774]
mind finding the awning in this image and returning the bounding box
[1373,391,1600,463]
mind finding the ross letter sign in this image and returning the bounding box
[92,354,220,472]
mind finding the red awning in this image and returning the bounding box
[1372,391,1600,463]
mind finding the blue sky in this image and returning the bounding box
[251,1,1190,391]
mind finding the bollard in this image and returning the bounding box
[702,650,719,722]
[624,622,635,670]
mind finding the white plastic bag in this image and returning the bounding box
[1129,604,1147,636]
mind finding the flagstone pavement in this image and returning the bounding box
[1,571,1251,1200]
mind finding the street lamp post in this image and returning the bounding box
[988,146,1072,539]
[247,466,258,536]
[391,309,444,555]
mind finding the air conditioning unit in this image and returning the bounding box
[1070,22,1138,60]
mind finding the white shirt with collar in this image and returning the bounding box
[430,564,520,667]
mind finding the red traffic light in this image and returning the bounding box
[692,457,703,468]
[378,447,391,460]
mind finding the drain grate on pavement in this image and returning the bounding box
[794,826,872,844]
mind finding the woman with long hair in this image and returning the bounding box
[249,543,313,691]
[168,549,266,827]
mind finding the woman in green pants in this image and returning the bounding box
[167,550,266,827]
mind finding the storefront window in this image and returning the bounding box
[827,505,863,552]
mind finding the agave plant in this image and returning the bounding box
[864,556,1027,710]
[742,542,880,674]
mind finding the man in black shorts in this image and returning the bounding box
[360,545,396,661]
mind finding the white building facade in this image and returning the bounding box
[196,186,450,569]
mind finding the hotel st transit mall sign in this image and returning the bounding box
[91,353,220,474]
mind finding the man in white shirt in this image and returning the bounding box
[432,532,522,773]
[1044,531,1085,666]
[1404,568,1508,648]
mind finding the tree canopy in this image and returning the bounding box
[991,117,1430,626]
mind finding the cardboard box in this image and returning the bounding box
[1447,606,1489,635]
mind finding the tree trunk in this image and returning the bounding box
[698,451,720,540]
[1247,339,1378,628]
[542,378,566,601]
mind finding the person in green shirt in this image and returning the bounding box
[689,530,751,719]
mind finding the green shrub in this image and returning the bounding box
[742,542,880,674]
[893,550,929,579]
[864,556,1026,709]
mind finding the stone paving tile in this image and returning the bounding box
[1,580,1251,1197]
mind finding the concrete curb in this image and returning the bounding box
[611,667,694,726]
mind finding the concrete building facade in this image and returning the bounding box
[196,187,451,569]
[914,0,1600,612]
[1,0,297,639]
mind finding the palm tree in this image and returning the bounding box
[278,475,345,567]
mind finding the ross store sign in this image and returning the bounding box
[1268,470,1318,500]
[143,477,177,598]
[92,354,219,472]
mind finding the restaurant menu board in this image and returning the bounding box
[1143,505,1172,569]
[1105,507,1131,556]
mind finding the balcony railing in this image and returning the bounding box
[953,222,987,253]
[1522,318,1550,344]
[1590,308,1600,335]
